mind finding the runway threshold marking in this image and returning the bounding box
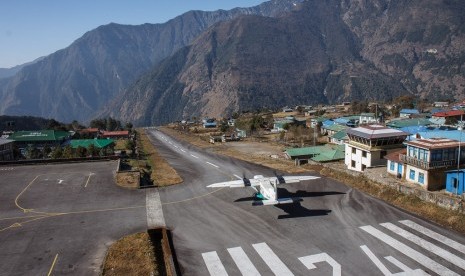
[381,222,465,270]
[202,251,229,276]
[227,247,260,276]
[252,242,294,275]
[47,254,58,276]
[399,220,465,254]
[360,225,458,276]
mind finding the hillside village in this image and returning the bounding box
[2,98,465,200]
[169,98,465,201]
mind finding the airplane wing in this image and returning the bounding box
[207,179,260,188]
[276,175,320,184]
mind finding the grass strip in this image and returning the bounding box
[138,129,183,186]
[102,232,160,276]
[320,167,465,235]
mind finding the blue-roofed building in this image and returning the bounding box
[415,130,465,142]
[203,118,217,128]
[445,169,465,195]
[399,109,420,118]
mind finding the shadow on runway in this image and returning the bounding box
[233,189,345,203]
[275,202,331,219]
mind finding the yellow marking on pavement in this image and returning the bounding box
[47,205,146,216]
[161,169,233,205]
[84,173,92,188]
[0,214,46,221]
[162,187,226,205]
[0,216,49,232]
[15,175,40,213]
[47,254,59,276]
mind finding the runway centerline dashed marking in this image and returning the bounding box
[190,154,199,159]
[206,162,219,168]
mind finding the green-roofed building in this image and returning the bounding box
[70,139,115,156]
[285,144,345,165]
[329,129,348,145]
[9,130,71,149]
[386,118,432,129]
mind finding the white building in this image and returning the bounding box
[345,125,408,172]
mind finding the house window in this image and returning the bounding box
[352,148,356,154]
[351,160,356,168]
[418,173,424,184]
[452,177,458,189]
[362,164,367,171]
[409,169,416,180]
[390,161,395,171]
[362,151,367,157]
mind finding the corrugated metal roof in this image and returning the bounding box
[330,130,348,140]
[384,148,406,162]
[347,125,408,139]
[286,144,345,162]
[432,110,465,117]
[70,139,115,149]
[9,130,70,142]
[0,138,13,146]
[387,118,432,128]
[406,138,461,149]
[417,130,465,141]
[323,124,347,132]
[400,109,420,114]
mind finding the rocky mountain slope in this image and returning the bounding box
[0,0,303,122]
[107,0,465,126]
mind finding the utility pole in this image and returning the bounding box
[457,114,463,196]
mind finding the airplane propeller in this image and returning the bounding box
[242,172,251,186]
[274,171,286,184]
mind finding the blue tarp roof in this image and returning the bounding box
[400,109,420,114]
[415,130,465,141]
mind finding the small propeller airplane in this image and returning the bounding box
[207,174,320,206]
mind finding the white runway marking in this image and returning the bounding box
[381,222,465,270]
[206,162,219,168]
[234,174,242,180]
[299,253,341,276]
[400,220,465,254]
[227,247,261,276]
[180,149,186,152]
[252,242,294,275]
[360,225,458,276]
[190,154,199,159]
[146,189,165,228]
[202,251,229,276]
[360,245,392,275]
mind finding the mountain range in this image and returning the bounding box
[1,0,465,126]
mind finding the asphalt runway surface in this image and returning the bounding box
[148,128,465,276]
[0,161,147,276]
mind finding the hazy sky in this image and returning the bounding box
[0,0,265,68]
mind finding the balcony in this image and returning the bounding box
[400,154,456,170]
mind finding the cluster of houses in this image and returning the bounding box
[0,128,130,160]
[284,106,465,196]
